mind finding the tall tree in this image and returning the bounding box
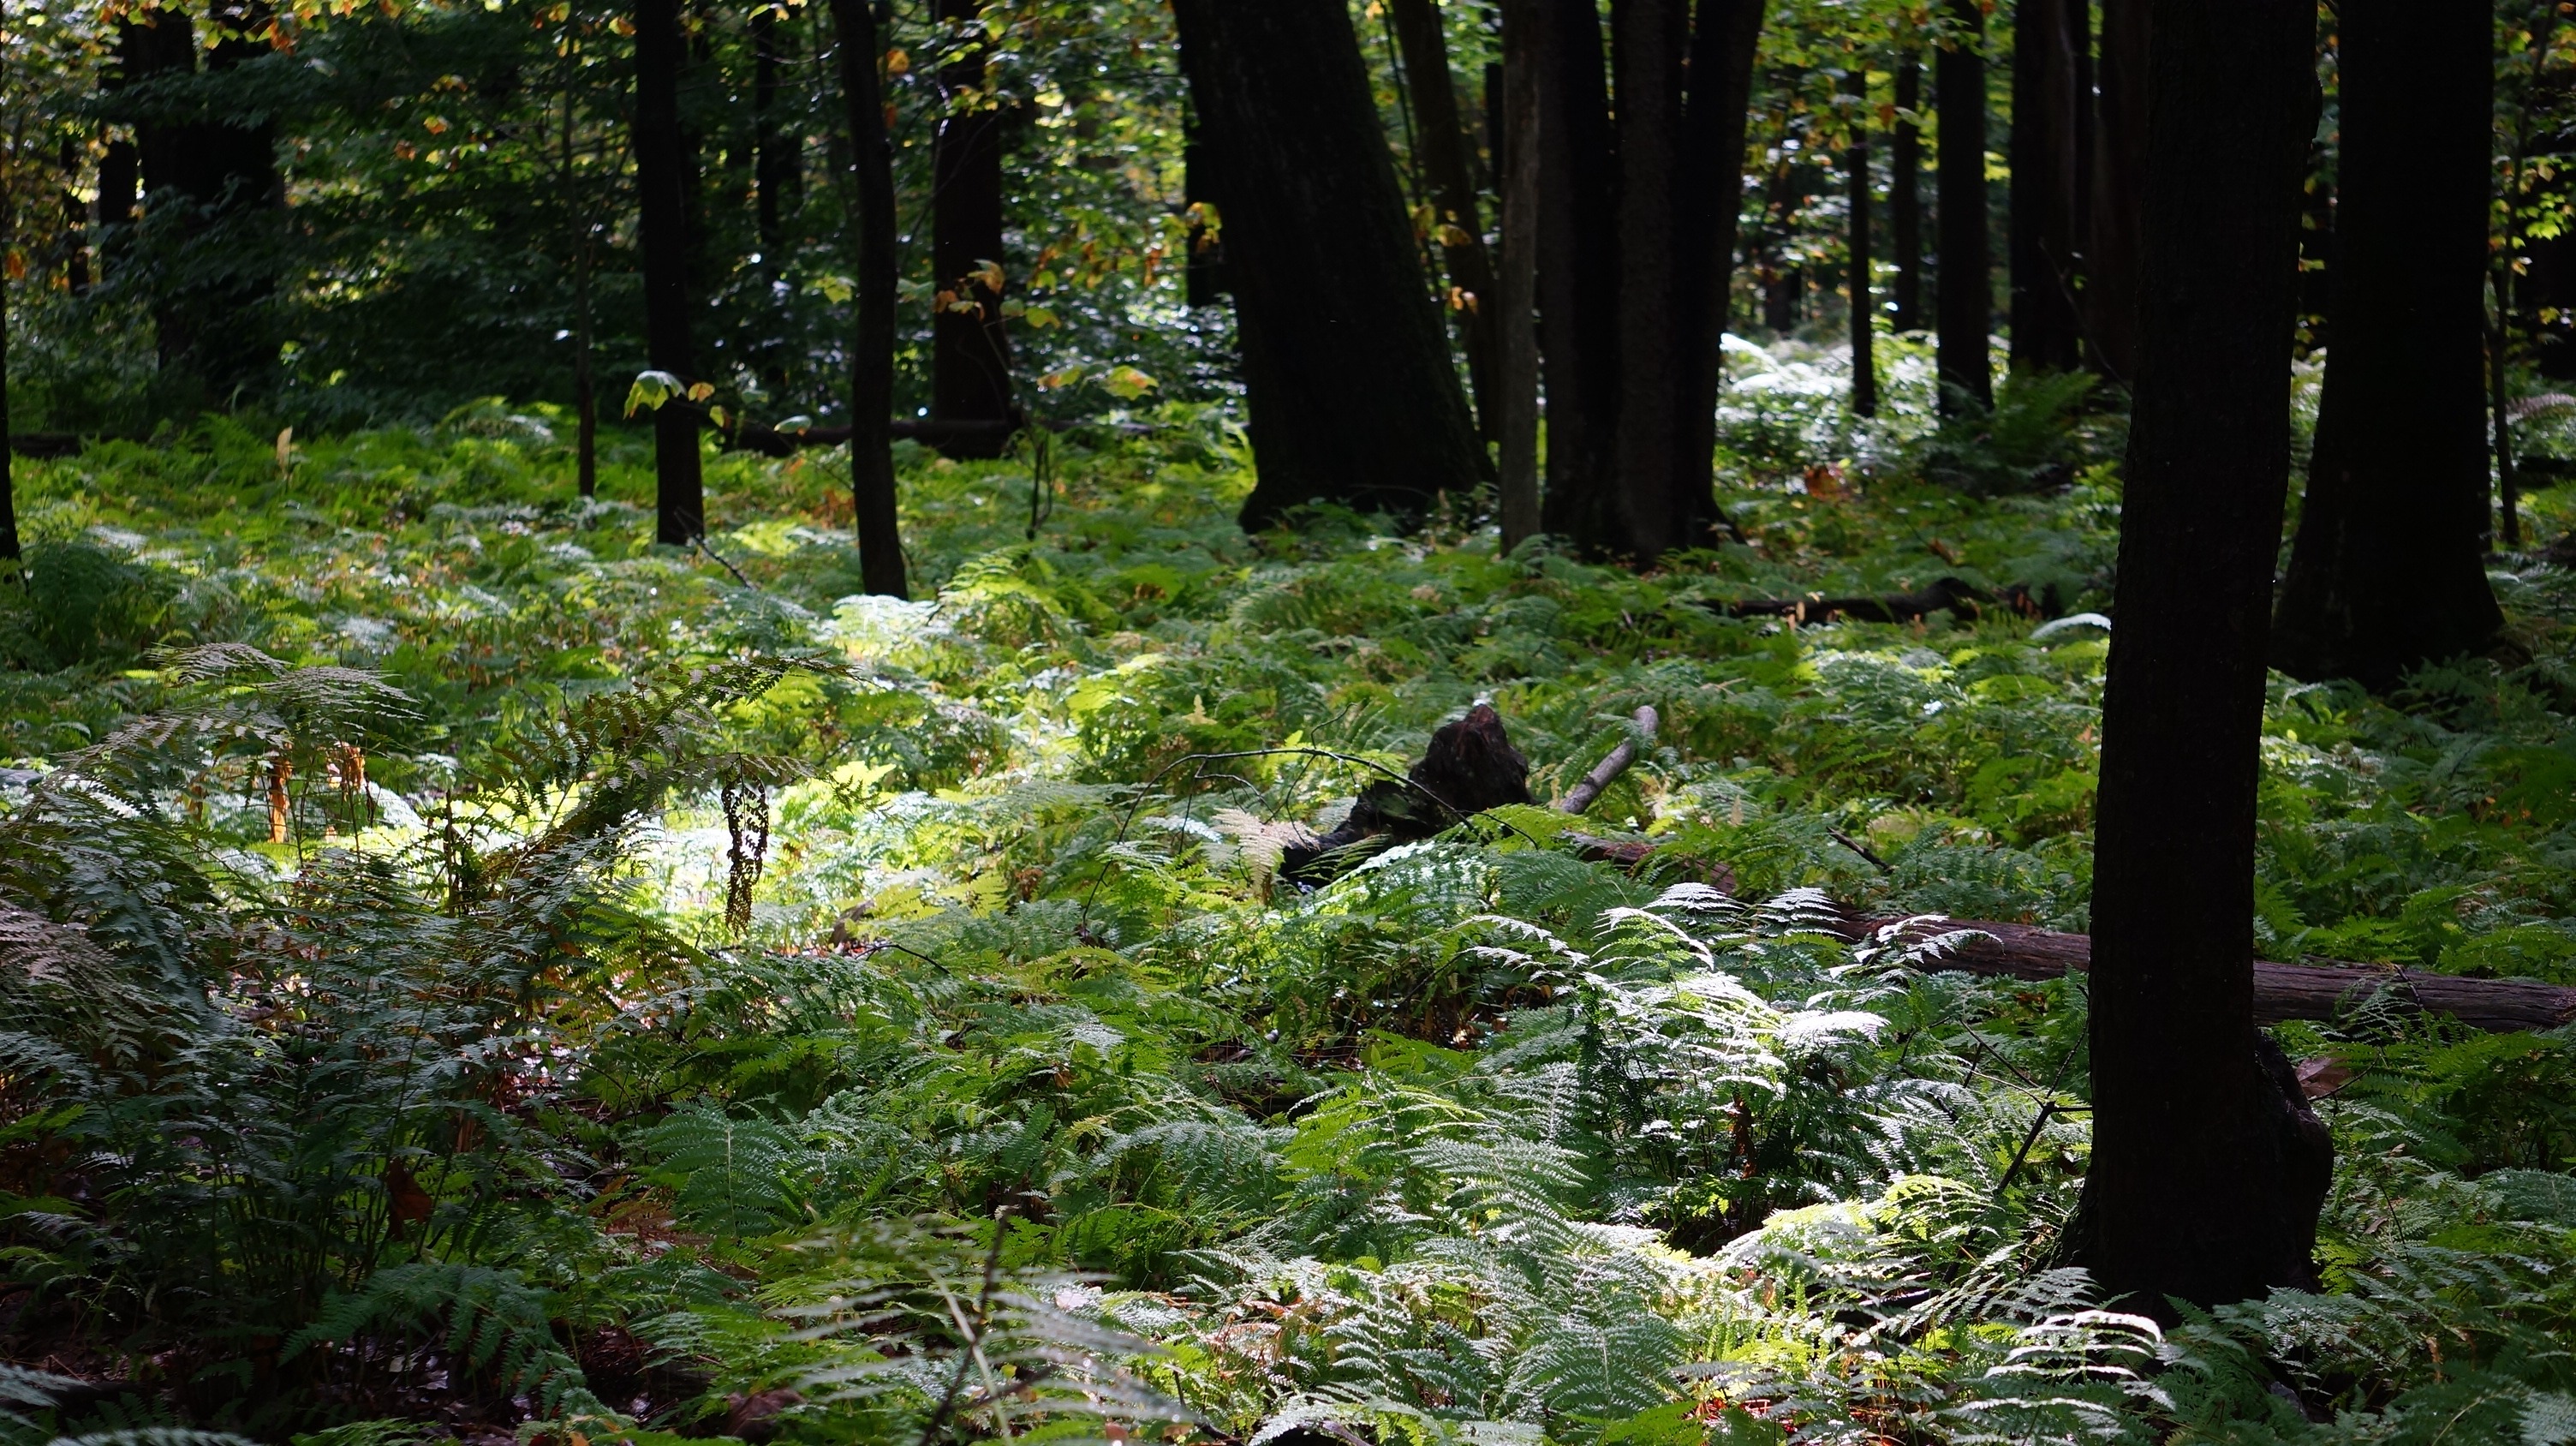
[750,3,800,260]
[830,0,908,597]
[111,3,282,398]
[1890,51,1923,332]
[633,0,707,546]
[2087,0,2149,384]
[1171,0,1487,529]
[1933,0,1990,410]
[2271,0,2501,688]
[1843,63,1876,416]
[1496,0,1542,551]
[1386,0,1501,439]
[2009,0,2084,372]
[2082,0,2331,1312]
[930,0,1016,457]
[1,171,15,568]
[1536,0,1763,560]
[1534,0,1621,546]
[1667,0,1768,551]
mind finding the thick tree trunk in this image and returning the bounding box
[1934,0,1991,411]
[1613,0,1688,560]
[1890,55,1923,333]
[1386,0,1501,442]
[1172,0,1488,530]
[1541,0,1762,560]
[830,0,909,598]
[2082,0,2325,1314]
[633,0,707,546]
[116,5,280,397]
[1497,0,1542,553]
[2009,0,2084,373]
[752,3,799,260]
[930,0,1016,458]
[1844,65,1876,416]
[1182,111,1227,306]
[2086,0,2149,385]
[2272,0,2501,690]
[1668,0,1766,547]
[1535,0,1623,547]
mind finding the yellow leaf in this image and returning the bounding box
[685,381,715,403]
[885,46,909,75]
[1100,365,1159,400]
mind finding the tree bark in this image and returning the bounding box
[930,0,1016,457]
[2082,0,2325,1313]
[1497,0,1542,553]
[1934,0,1991,411]
[634,0,707,546]
[1386,0,1501,441]
[2009,0,2084,373]
[751,3,800,260]
[1890,54,1923,333]
[830,0,909,598]
[1843,64,1876,416]
[1,182,15,568]
[1182,107,1227,306]
[114,4,281,397]
[2271,0,2499,691]
[1172,0,1488,530]
[2087,0,2149,385]
[562,63,599,500]
[1668,0,1767,548]
[1538,0,1762,560]
[1535,0,1623,547]
[1613,0,1689,560]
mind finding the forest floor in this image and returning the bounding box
[4,382,2576,1445]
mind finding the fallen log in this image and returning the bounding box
[1829,912,2576,1035]
[1716,577,2060,624]
[1270,710,2576,1034]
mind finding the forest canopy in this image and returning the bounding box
[4,1,2576,1444]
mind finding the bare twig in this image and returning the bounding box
[1554,706,1659,815]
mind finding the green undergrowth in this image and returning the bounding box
[3,386,2575,1446]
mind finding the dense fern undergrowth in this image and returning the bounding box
[5,352,2576,1446]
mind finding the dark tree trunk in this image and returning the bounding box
[1387,0,1501,441]
[561,57,598,500]
[752,3,799,260]
[1612,0,1688,559]
[1891,54,1923,332]
[930,0,1016,457]
[117,4,281,397]
[1934,0,1992,410]
[59,142,89,296]
[1182,111,1228,306]
[1,192,15,566]
[2087,0,2149,385]
[1535,0,1623,546]
[1497,0,1542,551]
[1171,0,1488,530]
[831,0,909,597]
[2080,0,2330,1314]
[2271,0,2501,690]
[1844,65,1876,416]
[1540,0,1762,560]
[1667,0,1767,547]
[2009,0,2084,372]
[634,0,707,546]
